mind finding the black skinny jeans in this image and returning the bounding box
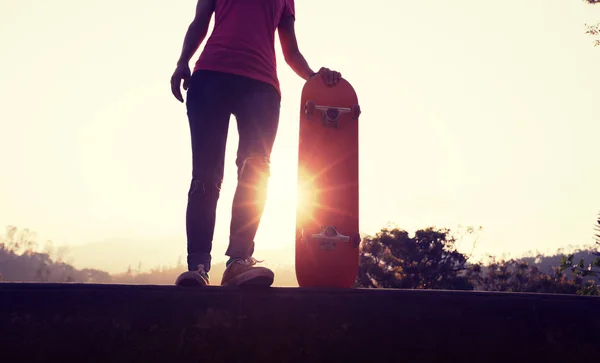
[185,70,281,272]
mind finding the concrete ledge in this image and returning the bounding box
[1,283,599,362]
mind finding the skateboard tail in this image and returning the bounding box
[295,226,361,288]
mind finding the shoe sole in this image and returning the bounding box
[222,270,274,288]
[175,272,209,287]
[176,279,207,287]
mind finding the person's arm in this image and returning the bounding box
[278,14,341,86]
[176,0,216,66]
[171,0,215,102]
[278,15,315,80]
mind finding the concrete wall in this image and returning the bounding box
[1,283,599,362]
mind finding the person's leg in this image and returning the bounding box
[220,76,281,287]
[175,70,233,286]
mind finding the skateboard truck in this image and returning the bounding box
[300,226,361,250]
[305,101,361,128]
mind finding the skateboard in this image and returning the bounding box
[295,73,361,289]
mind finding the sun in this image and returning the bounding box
[252,167,299,250]
[253,164,322,251]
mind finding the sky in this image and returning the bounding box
[1,0,599,272]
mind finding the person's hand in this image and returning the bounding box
[315,67,342,87]
[170,63,191,103]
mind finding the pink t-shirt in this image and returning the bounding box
[193,0,295,94]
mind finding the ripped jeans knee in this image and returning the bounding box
[237,156,271,184]
[188,177,223,199]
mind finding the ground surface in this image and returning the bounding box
[1,283,599,362]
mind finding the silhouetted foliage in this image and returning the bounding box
[584,0,600,46]
[595,211,600,244]
[585,23,600,46]
[355,226,481,290]
[558,212,600,294]
[0,226,111,283]
[356,224,600,296]
[472,257,583,294]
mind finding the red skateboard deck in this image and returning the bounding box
[295,74,361,288]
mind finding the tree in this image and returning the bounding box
[584,0,600,46]
[355,226,481,290]
[475,257,584,294]
[0,225,112,283]
[595,211,600,244]
[586,23,599,46]
[558,211,600,294]
[2,225,38,255]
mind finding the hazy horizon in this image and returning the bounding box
[1,0,599,275]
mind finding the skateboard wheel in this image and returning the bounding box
[351,233,361,248]
[351,104,361,119]
[305,100,316,119]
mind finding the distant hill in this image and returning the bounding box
[66,237,297,274]
[64,237,187,273]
